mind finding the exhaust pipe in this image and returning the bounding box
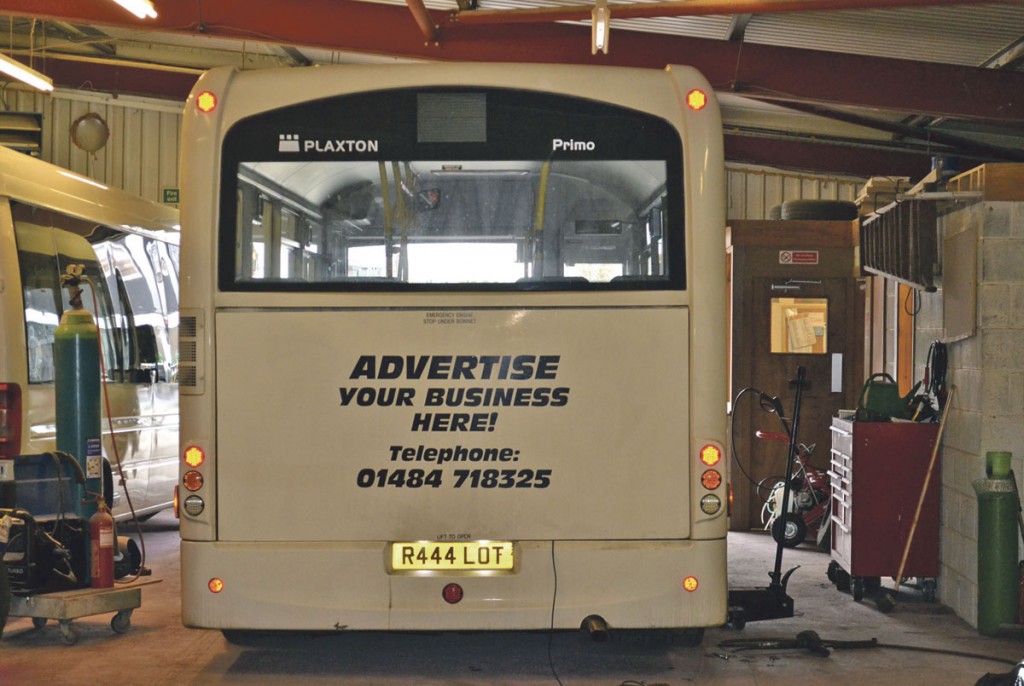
[581,614,609,642]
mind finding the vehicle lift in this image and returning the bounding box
[726,366,807,630]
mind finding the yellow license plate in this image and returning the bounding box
[391,541,514,571]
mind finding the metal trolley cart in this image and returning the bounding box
[8,582,156,645]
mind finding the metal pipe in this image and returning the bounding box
[453,0,1000,26]
[406,0,439,43]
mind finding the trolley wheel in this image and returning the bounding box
[111,610,133,634]
[865,576,882,594]
[827,560,840,584]
[922,578,937,603]
[31,617,47,629]
[852,577,865,602]
[58,620,79,646]
[771,513,807,548]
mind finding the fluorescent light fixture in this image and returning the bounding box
[592,0,610,55]
[112,0,158,19]
[0,53,53,92]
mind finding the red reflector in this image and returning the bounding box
[0,383,23,459]
[196,90,218,113]
[686,89,708,111]
[442,583,464,604]
[701,469,722,490]
[683,576,699,592]
[183,470,204,492]
[208,578,224,593]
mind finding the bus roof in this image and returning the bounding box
[0,144,180,244]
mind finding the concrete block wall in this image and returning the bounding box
[921,199,1024,626]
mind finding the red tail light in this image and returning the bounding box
[0,383,22,459]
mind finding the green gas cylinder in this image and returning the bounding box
[54,305,102,520]
[973,452,1020,635]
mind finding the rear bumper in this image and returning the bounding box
[181,538,727,631]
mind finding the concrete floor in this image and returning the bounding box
[1,511,1021,685]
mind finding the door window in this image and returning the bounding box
[770,297,829,354]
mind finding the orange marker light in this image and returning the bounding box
[686,89,707,111]
[196,90,218,113]
[208,578,224,593]
[701,469,722,490]
[184,446,205,468]
[683,576,699,592]
[700,444,722,466]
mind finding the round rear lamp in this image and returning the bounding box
[442,583,464,604]
[183,470,204,491]
[183,495,205,516]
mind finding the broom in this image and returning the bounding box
[877,385,955,613]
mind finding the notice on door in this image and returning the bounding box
[779,250,819,265]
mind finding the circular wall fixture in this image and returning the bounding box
[71,112,110,152]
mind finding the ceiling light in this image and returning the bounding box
[591,0,610,55]
[0,53,53,92]
[112,0,158,19]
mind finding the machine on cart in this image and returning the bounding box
[1,454,148,644]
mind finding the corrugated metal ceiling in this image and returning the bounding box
[1,1,1022,177]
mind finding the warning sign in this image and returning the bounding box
[779,250,819,265]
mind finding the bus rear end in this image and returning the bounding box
[178,63,727,635]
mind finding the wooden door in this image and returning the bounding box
[727,219,865,532]
[730,274,864,532]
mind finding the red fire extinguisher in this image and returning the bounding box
[90,501,114,588]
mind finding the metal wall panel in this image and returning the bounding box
[726,162,863,220]
[3,85,182,208]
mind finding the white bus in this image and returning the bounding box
[178,63,727,640]
[0,144,181,520]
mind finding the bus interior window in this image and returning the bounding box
[233,159,669,286]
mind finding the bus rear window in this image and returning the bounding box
[230,159,670,289]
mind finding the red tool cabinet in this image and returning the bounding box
[828,416,941,600]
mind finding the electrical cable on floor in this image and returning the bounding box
[717,630,1017,666]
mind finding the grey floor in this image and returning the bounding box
[1,510,1020,685]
